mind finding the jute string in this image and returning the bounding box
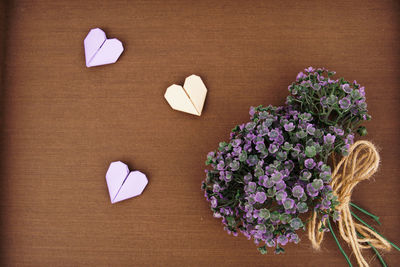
[307,140,391,267]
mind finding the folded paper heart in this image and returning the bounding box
[164,74,208,116]
[84,28,124,67]
[105,161,148,203]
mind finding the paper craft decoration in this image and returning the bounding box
[84,28,124,67]
[105,161,148,203]
[164,74,208,116]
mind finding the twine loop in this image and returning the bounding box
[308,140,391,267]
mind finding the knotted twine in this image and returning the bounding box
[307,140,391,267]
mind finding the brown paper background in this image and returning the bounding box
[0,0,399,266]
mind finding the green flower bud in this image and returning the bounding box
[357,126,367,136]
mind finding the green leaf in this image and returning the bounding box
[305,146,317,157]
[231,125,240,133]
[226,216,236,227]
[218,142,227,151]
[357,126,367,136]
[235,190,241,200]
[275,246,285,254]
[258,245,267,254]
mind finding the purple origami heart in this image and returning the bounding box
[84,28,124,67]
[105,161,148,203]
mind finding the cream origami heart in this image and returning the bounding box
[164,75,208,116]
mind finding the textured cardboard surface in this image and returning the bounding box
[0,0,399,266]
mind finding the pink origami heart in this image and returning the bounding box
[105,161,148,203]
[84,28,124,67]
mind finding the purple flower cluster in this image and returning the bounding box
[202,68,369,254]
[202,105,342,254]
[287,67,370,148]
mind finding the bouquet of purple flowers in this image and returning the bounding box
[202,68,398,263]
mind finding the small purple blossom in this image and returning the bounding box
[289,218,303,231]
[213,184,221,193]
[255,142,266,152]
[249,106,256,117]
[271,172,283,183]
[359,86,366,97]
[296,202,308,213]
[244,142,252,152]
[331,126,344,136]
[306,124,315,135]
[210,196,218,208]
[232,139,242,147]
[321,198,331,209]
[326,95,338,106]
[247,155,259,166]
[263,177,274,188]
[275,190,287,201]
[312,83,321,91]
[339,97,352,109]
[296,71,306,81]
[304,158,316,169]
[255,192,267,203]
[275,180,286,191]
[229,161,240,171]
[284,122,295,132]
[213,212,222,218]
[324,133,336,145]
[266,238,276,247]
[217,161,225,171]
[207,151,215,159]
[340,144,351,155]
[341,83,353,93]
[224,172,232,182]
[268,143,279,154]
[300,170,312,180]
[277,235,289,246]
[288,233,300,244]
[306,183,319,197]
[345,134,354,145]
[245,182,257,193]
[305,66,315,73]
[283,198,295,210]
[292,185,304,199]
[244,173,252,183]
[268,129,280,140]
[311,179,324,191]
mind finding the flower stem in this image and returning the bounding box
[327,218,353,267]
[350,211,400,251]
[350,202,381,225]
[356,232,387,267]
[370,244,387,267]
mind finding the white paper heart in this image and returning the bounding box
[164,75,208,116]
[84,28,124,67]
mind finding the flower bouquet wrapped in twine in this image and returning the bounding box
[202,67,398,266]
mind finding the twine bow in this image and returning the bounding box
[308,140,391,267]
